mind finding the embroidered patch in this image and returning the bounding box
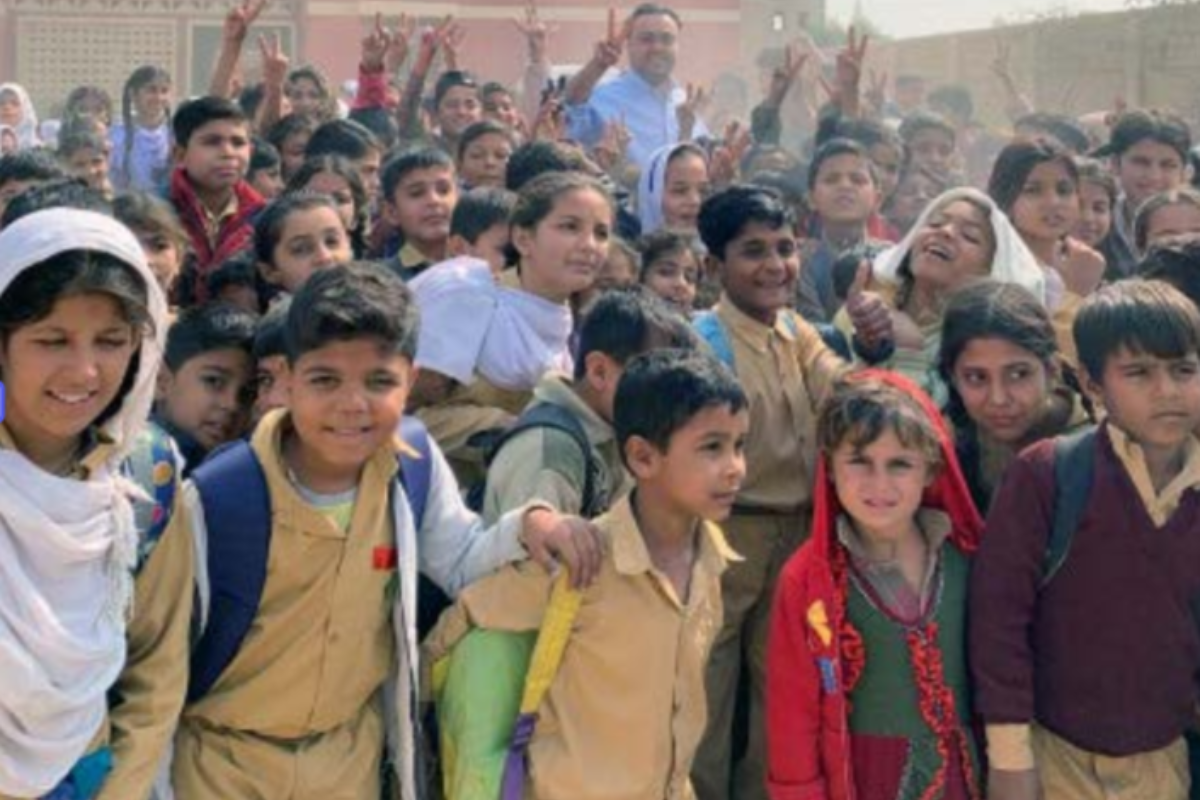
[807,600,833,647]
[373,546,398,570]
[818,657,839,694]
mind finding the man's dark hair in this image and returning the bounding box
[629,2,682,28]
[164,301,258,372]
[381,147,456,204]
[575,286,698,381]
[451,187,516,243]
[249,135,281,175]
[172,96,249,147]
[1074,279,1200,381]
[348,106,399,151]
[1015,112,1091,155]
[434,70,480,109]
[697,184,794,260]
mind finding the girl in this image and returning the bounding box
[457,119,515,190]
[284,65,339,122]
[62,85,114,131]
[1133,187,1200,256]
[408,172,612,479]
[286,154,369,258]
[0,83,39,150]
[1073,158,1116,252]
[254,192,353,299]
[637,143,711,234]
[109,66,172,192]
[0,208,189,799]
[112,192,190,306]
[939,280,1089,510]
[767,371,983,800]
[638,229,701,315]
[266,113,317,182]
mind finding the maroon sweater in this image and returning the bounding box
[970,424,1200,756]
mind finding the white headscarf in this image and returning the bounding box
[637,142,704,235]
[0,209,167,796]
[0,83,40,150]
[873,187,1046,302]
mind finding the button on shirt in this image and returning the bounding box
[567,71,709,170]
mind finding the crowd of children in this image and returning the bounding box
[2,2,1200,799]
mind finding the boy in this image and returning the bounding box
[154,302,257,474]
[247,135,284,200]
[249,297,291,425]
[1099,110,1193,278]
[57,129,113,198]
[167,96,265,303]
[170,262,602,799]
[0,149,65,222]
[972,280,1200,800]
[482,287,697,523]
[427,348,748,800]
[447,186,516,276]
[306,118,384,204]
[205,252,261,314]
[382,147,459,280]
[898,111,960,181]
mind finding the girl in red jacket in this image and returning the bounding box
[766,370,983,800]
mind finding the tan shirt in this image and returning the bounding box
[715,298,844,511]
[433,496,740,800]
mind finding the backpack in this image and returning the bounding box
[121,422,179,572]
[1042,426,1097,586]
[186,416,433,702]
[694,309,850,367]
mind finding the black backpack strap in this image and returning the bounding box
[1043,426,1098,587]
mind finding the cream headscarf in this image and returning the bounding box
[0,83,40,150]
[0,208,168,796]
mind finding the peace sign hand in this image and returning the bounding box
[223,0,268,44]
[361,12,391,72]
[592,8,626,70]
[258,32,289,87]
[512,0,558,61]
[766,42,807,107]
[677,83,708,141]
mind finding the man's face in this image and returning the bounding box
[627,13,680,86]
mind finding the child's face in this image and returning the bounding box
[459,132,513,189]
[482,90,520,129]
[452,222,509,275]
[250,164,285,200]
[263,206,352,293]
[437,86,483,140]
[887,170,941,233]
[135,231,183,299]
[713,221,799,324]
[0,90,22,126]
[909,200,994,294]
[662,152,709,232]
[906,128,956,176]
[830,429,935,543]
[156,347,253,450]
[385,166,458,251]
[0,293,139,455]
[1087,347,1200,458]
[811,153,879,228]
[869,143,902,202]
[66,146,112,194]
[596,249,638,292]
[513,188,612,303]
[628,404,749,523]
[285,77,325,119]
[280,130,311,179]
[643,247,699,313]
[253,354,290,424]
[1143,202,1200,252]
[179,119,251,195]
[1115,140,1187,212]
[303,170,358,232]
[1011,161,1079,246]
[134,80,171,123]
[286,338,412,480]
[1074,181,1113,248]
[352,150,383,206]
[951,336,1052,445]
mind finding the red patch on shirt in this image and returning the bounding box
[373,546,398,571]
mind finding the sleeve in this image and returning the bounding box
[752,103,782,145]
[481,427,586,525]
[97,494,194,800]
[354,63,394,110]
[565,101,605,149]
[792,312,848,411]
[412,261,497,385]
[795,251,831,324]
[968,445,1055,733]
[458,560,556,632]
[766,565,831,800]
[521,59,551,125]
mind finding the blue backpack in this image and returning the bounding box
[121,422,179,572]
[693,310,851,367]
[186,416,434,702]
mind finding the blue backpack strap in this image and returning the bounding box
[121,423,178,572]
[398,415,433,531]
[1043,426,1097,587]
[188,440,272,702]
[694,310,735,370]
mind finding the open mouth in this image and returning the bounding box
[47,389,99,407]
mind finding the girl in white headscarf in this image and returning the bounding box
[0,83,40,150]
[636,142,710,235]
[0,209,191,800]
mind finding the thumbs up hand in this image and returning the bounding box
[845,260,893,348]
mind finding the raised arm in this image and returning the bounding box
[563,7,625,107]
[256,33,289,133]
[208,0,268,100]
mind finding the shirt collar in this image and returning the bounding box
[532,373,614,445]
[398,242,432,271]
[1107,423,1200,526]
[716,295,797,354]
[608,493,741,580]
[836,508,953,559]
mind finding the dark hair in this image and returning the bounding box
[575,286,698,381]
[1,178,112,227]
[1102,109,1192,163]
[629,2,683,28]
[57,129,108,160]
[508,172,614,257]
[286,65,338,121]
[457,119,516,164]
[637,229,702,280]
[748,169,807,209]
[816,114,902,154]
[807,137,876,191]
[253,295,291,360]
[434,70,480,109]
[899,111,956,148]
[0,149,65,190]
[286,155,369,257]
[238,82,268,123]
[987,139,1079,216]
[119,66,171,185]
[249,135,281,176]
[697,184,794,260]
[1133,187,1200,253]
[112,191,188,252]
[348,106,399,152]
[740,144,799,177]
[481,81,513,105]
[305,118,381,162]
[1076,157,1118,205]
[266,113,317,158]
[450,186,516,243]
[172,96,247,148]
[1015,112,1091,155]
[1138,234,1200,309]
[206,252,260,304]
[505,140,592,192]
[0,248,153,429]
[1075,279,1200,381]
[614,349,745,460]
[285,260,420,363]
[928,84,973,122]
[816,376,944,471]
[63,85,113,126]
[253,192,343,266]
[164,301,257,372]
[381,147,455,204]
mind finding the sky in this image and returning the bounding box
[826,0,1133,39]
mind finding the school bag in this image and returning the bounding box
[694,309,854,365]
[185,416,434,702]
[429,572,582,800]
[121,421,179,572]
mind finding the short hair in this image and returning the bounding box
[305,118,381,162]
[816,115,902,154]
[1074,279,1200,381]
[614,349,746,460]
[457,119,516,163]
[285,260,420,364]
[0,149,65,189]
[381,147,455,203]
[575,286,698,381]
[629,2,682,28]
[1,177,111,227]
[807,138,876,191]
[172,96,248,148]
[816,375,944,473]
[481,81,512,102]
[348,106,399,152]
[1101,109,1192,163]
[164,302,258,372]
[450,187,516,243]
[637,229,702,279]
[57,129,108,160]
[253,295,292,360]
[434,70,480,109]
[1137,234,1200,309]
[1015,111,1091,155]
[1133,187,1200,252]
[206,251,259,301]
[249,135,281,175]
[506,140,592,192]
[899,111,957,147]
[697,184,794,260]
[747,169,806,209]
[987,139,1078,216]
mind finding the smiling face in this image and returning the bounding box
[830,428,935,543]
[643,247,699,313]
[1075,180,1114,248]
[1010,160,1080,248]
[1115,139,1187,212]
[951,336,1054,445]
[627,13,680,86]
[133,79,172,125]
[285,76,326,119]
[712,221,799,325]
[909,199,996,295]
[661,152,709,232]
[514,187,613,303]
[437,86,483,141]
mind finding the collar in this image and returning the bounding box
[619,69,677,100]
[836,508,953,561]
[716,295,797,355]
[531,373,614,446]
[398,242,433,271]
[608,493,741,580]
[1107,423,1200,526]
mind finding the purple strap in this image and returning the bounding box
[499,712,539,800]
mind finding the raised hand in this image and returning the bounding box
[991,40,1016,87]
[360,12,390,72]
[385,14,416,74]
[223,0,268,44]
[258,32,289,87]
[440,19,468,70]
[512,0,557,62]
[592,7,626,70]
[709,120,751,186]
[766,42,807,108]
[1057,236,1106,297]
[829,25,869,117]
[845,261,894,349]
[592,117,631,172]
[532,92,565,142]
[677,83,708,141]
[864,68,888,115]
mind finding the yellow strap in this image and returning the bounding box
[518,572,583,714]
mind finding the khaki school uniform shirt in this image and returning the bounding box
[429,496,740,800]
[714,298,844,512]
